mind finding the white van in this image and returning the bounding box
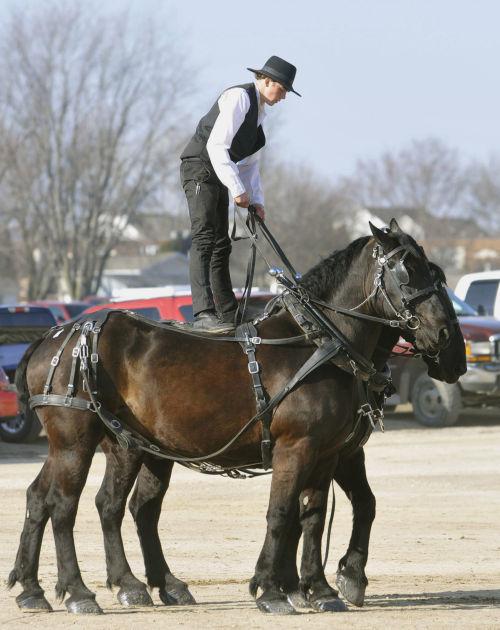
[455,270,500,318]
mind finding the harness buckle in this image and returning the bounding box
[50,355,59,367]
[250,336,262,345]
[248,361,260,374]
[90,353,99,364]
[72,347,80,357]
[82,321,94,335]
[389,320,401,328]
[359,403,385,431]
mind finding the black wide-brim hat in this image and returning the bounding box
[247,55,301,97]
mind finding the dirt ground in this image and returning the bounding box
[1,408,499,629]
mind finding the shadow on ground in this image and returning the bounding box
[0,437,48,463]
[384,406,500,431]
[365,588,500,610]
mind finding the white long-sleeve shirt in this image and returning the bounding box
[206,82,266,205]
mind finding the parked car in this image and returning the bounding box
[0,365,19,423]
[82,291,274,323]
[0,305,57,442]
[29,300,89,323]
[387,289,500,426]
[0,366,42,443]
[455,270,500,318]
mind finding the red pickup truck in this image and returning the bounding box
[82,291,274,323]
[387,289,500,426]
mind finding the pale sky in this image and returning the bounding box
[4,0,500,179]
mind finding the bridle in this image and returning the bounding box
[368,242,444,331]
[307,241,446,334]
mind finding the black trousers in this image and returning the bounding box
[180,158,238,318]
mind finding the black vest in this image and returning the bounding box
[180,83,266,164]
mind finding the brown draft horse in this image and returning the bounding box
[8,220,465,615]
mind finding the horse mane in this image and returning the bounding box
[300,236,370,299]
[428,260,447,284]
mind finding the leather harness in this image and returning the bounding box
[29,293,391,478]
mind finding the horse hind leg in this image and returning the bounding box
[128,456,196,606]
[95,438,153,607]
[43,411,103,614]
[9,460,53,612]
[334,448,375,607]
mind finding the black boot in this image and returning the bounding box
[192,310,235,333]
[219,309,237,324]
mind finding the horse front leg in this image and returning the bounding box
[128,456,196,605]
[334,447,375,607]
[251,438,316,615]
[8,459,53,612]
[298,459,347,612]
[250,502,306,608]
[95,438,153,607]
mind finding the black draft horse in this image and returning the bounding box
[88,300,464,614]
[9,220,465,615]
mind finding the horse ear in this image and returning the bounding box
[369,221,394,250]
[389,218,402,233]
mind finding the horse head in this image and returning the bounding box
[369,218,466,384]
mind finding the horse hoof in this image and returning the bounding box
[287,590,312,610]
[336,571,366,607]
[117,587,154,607]
[65,596,103,614]
[159,586,196,606]
[256,594,297,615]
[310,596,348,612]
[16,591,53,612]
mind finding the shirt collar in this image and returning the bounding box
[253,80,265,111]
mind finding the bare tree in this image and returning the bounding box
[466,157,500,233]
[339,137,468,221]
[0,3,196,299]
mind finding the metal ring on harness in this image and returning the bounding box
[406,315,421,330]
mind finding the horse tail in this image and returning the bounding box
[14,333,49,419]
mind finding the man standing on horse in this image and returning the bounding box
[180,56,301,332]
